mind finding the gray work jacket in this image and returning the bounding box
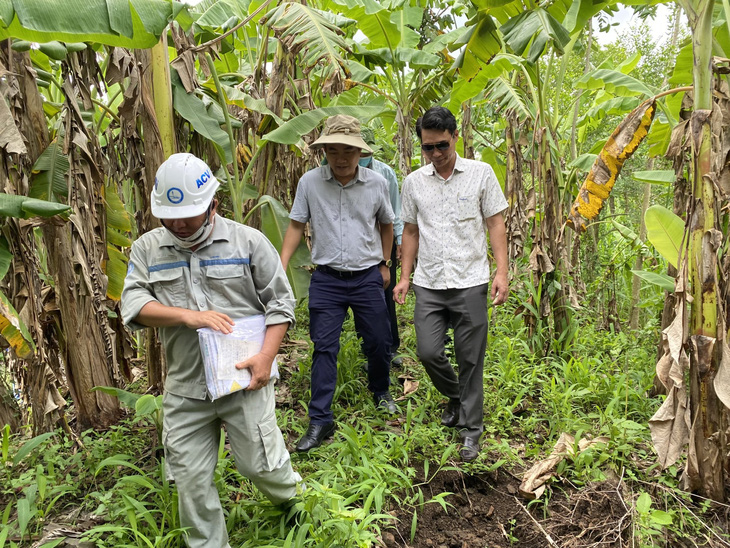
[121,215,295,399]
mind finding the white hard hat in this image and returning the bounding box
[151,153,220,219]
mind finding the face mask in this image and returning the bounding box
[358,156,373,168]
[165,212,216,249]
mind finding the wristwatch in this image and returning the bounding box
[379,259,392,268]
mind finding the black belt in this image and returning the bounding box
[316,265,375,278]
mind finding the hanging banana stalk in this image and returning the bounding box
[566,98,657,232]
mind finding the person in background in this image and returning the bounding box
[280,115,397,453]
[122,153,301,548]
[358,127,404,366]
[393,107,509,462]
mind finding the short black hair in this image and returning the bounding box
[419,106,457,138]
[415,116,423,139]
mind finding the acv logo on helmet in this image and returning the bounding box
[196,170,212,189]
[167,188,184,204]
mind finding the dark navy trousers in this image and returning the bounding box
[308,266,392,424]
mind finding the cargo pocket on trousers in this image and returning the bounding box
[257,419,288,473]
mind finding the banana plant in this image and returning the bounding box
[244,195,312,301]
[324,0,454,175]
[0,194,71,359]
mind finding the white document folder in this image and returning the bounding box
[197,315,278,400]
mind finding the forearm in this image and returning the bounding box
[486,214,508,276]
[280,220,306,269]
[260,322,289,359]
[399,224,419,280]
[136,300,192,328]
[379,223,393,261]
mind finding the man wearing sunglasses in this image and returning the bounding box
[393,106,509,462]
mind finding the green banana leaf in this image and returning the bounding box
[393,48,440,70]
[103,183,131,301]
[570,153,598,171]
[448,56,517,112]
[329,0,401,50]
[631,269,675,293]
[29,140,70,202]
[262,2,353,80]
[105,183,132,232]
[632,170,675,185]
[0,237,10,280]
[668,42,693,86]
[0,0,180,49]
[172,71,233,164]
[261,105,387,146]
[646,117,673,158]
[105,245,128,301]
[451,14,502,80]
[480,148,506,188]
[0,193,71,219]
[390,5,423,49]
[611,220,641,249]
[256,195,311,301]
[562,0,609,35]
[645,205,686,269]
[500,8,570,64]
[578,97,641,128]
[576,69,654,98]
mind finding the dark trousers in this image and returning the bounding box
[308,266,392,424]
[383,244,400,352]
[413,283,489,439]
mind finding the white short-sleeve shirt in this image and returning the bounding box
[401,154,507,290]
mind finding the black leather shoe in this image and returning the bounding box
[295,422,335,452]
[440,399,460,427]
[391,356,403,367]
[374,391,399,414]
[460,436,480,462]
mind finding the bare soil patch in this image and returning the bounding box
[383,466,631,548]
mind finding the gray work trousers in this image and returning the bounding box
[413,283,489,439]
[163,384,300,548]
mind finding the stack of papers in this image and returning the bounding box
[198,315,278,400]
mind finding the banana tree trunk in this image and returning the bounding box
[133,42,174,393]
[1,48,72,434]
[396,106,413,177]
[680,0,727,502]
[533,128,572,353]
[461,102,474,160]
[39,50,123,431]
[251,43,308,214]
[505,111,526,268]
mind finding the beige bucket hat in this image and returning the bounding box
[310,115,373,153]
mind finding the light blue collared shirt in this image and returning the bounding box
[289,164,394,271]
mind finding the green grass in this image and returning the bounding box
[0,292,727,547]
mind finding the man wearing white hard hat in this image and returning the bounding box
[280,115,397,453]
[121,153,301,548]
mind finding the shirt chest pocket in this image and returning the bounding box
[205,263,246,308]
[149,267,187,308]
[457,194,479,221]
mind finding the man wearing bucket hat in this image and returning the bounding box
[280,115,397,452]
[121,153,301,548]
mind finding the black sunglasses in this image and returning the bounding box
[421,141,451,152]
